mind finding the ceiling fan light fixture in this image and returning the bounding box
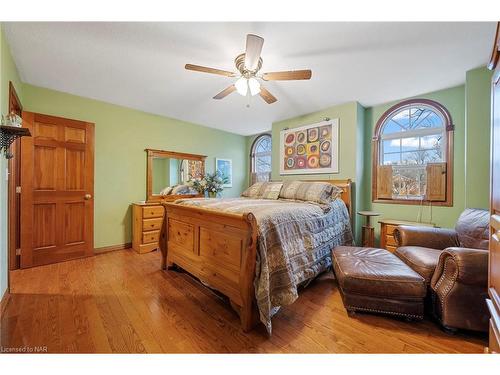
[248,77,261,96]
[185,33,312,104]
[235,77,248,96]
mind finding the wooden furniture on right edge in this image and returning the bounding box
[487,21,500,354]
[379,219,435,253]
[132,202,164,254]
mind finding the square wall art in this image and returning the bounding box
[279,119,339,175]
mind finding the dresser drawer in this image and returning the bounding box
[142,230,160,244]
[142,218,163,231]
[386,233,397,247]
[385,224,399,235]
[142,205,164,218]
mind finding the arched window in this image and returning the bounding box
[250,134,272,184]
[372,99,454,205]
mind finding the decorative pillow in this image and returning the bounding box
[160,186,174,195]
[279,180,342,205]
[171,184,197,195]
[241,182,266,198]
[455,208,489,250]
[260,182,283,200]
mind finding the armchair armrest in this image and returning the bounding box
[393,226,459,250]
[430,247,489,332]
[431,247,489,287]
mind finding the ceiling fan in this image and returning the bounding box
[185,34,312,104]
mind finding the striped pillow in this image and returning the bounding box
[279,181,341,205]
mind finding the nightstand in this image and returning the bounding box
[357,211,381,248]
[379,219,436,253]
[132,202,165,254]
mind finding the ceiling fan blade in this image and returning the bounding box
[262,70,312,81]
[185,64,236,77]
[213,85,236,100]
[259,87,277,104]
[244,34,264,71]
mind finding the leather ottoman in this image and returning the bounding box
[332,246,427,320]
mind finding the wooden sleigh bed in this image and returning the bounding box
[158,179,353,332]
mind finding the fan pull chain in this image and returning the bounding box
[246,83,251,108]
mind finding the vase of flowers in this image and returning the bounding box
[188,171,228,198]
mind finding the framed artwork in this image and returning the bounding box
[216,158,233,187]
[279,119,339,175]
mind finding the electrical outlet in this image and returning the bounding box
[5,168,9,181]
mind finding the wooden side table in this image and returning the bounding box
[379,219,436,253]
[132,202,165,254]
[357,211,381,248]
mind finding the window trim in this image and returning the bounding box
[250,133,272,176]
[372,98,454,206]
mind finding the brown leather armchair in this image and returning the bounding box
[393,208,489,332]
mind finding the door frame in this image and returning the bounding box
[7,82,23,280]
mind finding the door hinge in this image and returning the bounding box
[16,186,21,194]
[15,248,21,256]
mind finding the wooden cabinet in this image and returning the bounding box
[132,202,164,254]
[487,22,500,354]
[379,219,435,253]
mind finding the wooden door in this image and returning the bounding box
[20,112,95,268]
[488,23,500,353]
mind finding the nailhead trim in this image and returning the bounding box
[433,255,458,315]
[345,305,423,320]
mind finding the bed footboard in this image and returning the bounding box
[159,203,260,331]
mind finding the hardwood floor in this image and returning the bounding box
[0,249,487,353]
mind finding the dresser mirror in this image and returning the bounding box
[146,149,206,202]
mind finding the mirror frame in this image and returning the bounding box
[146,148,207,202]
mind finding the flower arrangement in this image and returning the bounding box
[188,171,228,198]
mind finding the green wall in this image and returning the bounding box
[22,84,249,249]
[270,101,366,243]
[0,26,24,297]
[152,157,170,194]
[465,66,493,208]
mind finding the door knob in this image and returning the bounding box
[84,194,92,200]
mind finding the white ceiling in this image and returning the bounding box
[3,22,496,136]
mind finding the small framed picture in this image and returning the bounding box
[216,158,232,188]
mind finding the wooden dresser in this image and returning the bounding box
[379,219,435,253]
[132,202,164,254]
